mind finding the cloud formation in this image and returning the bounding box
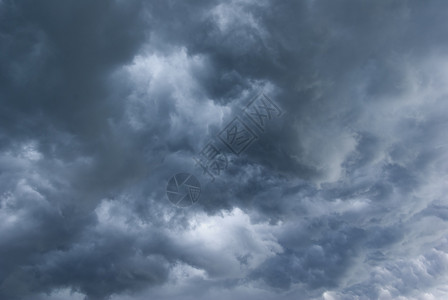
[1,0,447,299]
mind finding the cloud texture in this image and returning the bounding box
[1,0,448,299]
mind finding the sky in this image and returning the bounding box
[1,0,448,299]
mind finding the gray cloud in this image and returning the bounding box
[1,0,448,299]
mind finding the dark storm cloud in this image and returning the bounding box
[1,0,448,299]
[0,0,151,206]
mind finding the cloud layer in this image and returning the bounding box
[1,0,448,299]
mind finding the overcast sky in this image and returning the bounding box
[1,1,448,299]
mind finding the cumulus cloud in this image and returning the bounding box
[1,0,448,299]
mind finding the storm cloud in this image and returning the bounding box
[1,0,448,299]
